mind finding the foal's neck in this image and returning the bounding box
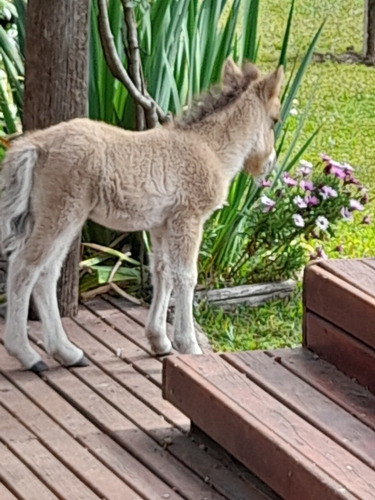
[188,98,256,181]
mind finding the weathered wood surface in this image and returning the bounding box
[163,349,375,500]
[0,298,277,500]
[194,279,296,309]
[303,262,375,350]
[304,312,375,392]
[303,258,375,383]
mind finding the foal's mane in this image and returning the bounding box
[173,68,256,129]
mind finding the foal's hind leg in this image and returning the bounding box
[146,227,173,355]
[4,252,45,371]
[167,215,203,355]
[32,235,87,367]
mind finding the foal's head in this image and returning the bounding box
[222,58,284,182]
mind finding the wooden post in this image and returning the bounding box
[363,0,375,62]
[22,0,90,316]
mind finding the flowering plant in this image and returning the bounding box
[225,155,370,283]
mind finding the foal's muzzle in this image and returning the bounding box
[254,148,277,185]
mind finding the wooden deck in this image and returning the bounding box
[164,259,375,500]
[1,258,374,499]
[0,296,278,500]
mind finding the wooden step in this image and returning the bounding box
[303,258,375,388]
[163,348,375,500]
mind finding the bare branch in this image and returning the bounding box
[122,0,145,130]
[97,0,165,127]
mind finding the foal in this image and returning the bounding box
[0,58,283,371]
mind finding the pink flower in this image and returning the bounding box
[329,160,342,168]
[260,195,276,212]
[297,160,313,177]
[341,207,353,221]
[361,193,369,205]
[300,179,315,191]
[361,215,371,225]
[316,247,328,259]
[328,165,346,179]
[349,199,364,211]
[283,172,297,187]
[298,166,312,177]
[260,179,271,188]
[345,174,361,186]
[319,185,337,200]
[325,158,354,177]
[293,195,307,209]
[320,153,331,162]
[309,247,328,260]
[293,214,305,227]
[305,195,319,207]
[342,162,354,172]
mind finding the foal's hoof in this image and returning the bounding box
[30,360,48,373]
[69,354,90,368]
[173,342,203,355]
[156,349,173,358]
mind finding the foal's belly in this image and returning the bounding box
[88,205,167,232]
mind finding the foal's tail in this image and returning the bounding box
[0,141,38,257]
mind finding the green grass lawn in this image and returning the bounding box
[195,0,375,351]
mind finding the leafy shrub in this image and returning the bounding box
[201,155,370,285]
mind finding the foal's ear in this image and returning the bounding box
[242,61,260,85]
[256,66,284,102]
[222,57,243,88]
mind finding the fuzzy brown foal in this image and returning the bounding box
[0,58,283,371]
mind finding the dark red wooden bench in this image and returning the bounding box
[163,259,375,499]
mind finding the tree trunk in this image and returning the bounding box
[364,0,375,62]
[23,0,90,316]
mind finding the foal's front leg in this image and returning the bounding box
[167,216,203,355]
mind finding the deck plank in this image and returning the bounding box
[164,354,375,500]
[305,312,375,392]
[0,481,18,500]
[103,294,155,328]
[0,367,141,500]
[72,308,181,417]
[0,405,99,500]
[319,259,375,299]
[223,350,375,469]
[268,348,375,431]
[363,258,375,271]
[32,365,207,498]
[0,442,58,500]
[303,264,375,350]
[81,301,163,385]
[84,298,154,354]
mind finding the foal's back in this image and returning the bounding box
[26,118,227,233]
